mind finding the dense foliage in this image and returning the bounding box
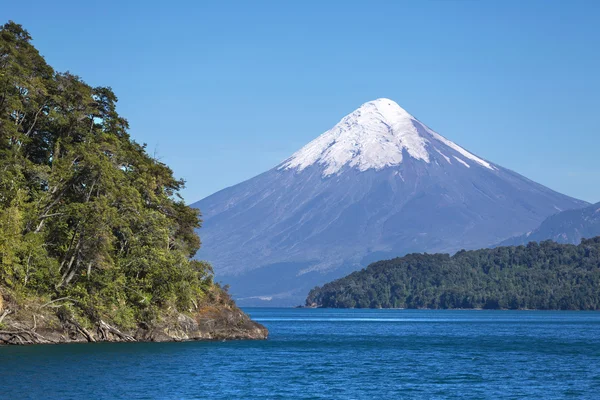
[0,22,214,327]
[307,238,600,310]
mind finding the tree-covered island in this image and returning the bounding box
[307,238,600,310]
[0,22,266,344]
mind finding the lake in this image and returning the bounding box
[2,309,600,399]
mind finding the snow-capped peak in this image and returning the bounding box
[280,98,494,176]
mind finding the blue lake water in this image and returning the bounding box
[2,308,600,399]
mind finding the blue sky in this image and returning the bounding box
[3,0,600,203]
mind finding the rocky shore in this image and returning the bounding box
[0,292,268,345]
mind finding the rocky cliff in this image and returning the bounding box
[0,287,267,345]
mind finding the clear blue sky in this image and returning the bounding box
[3,0,600,203]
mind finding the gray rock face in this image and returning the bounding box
[500,202,600,246]
[192,99,587,306]
[0,306,268,345]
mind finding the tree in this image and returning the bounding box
[0,21,214,329]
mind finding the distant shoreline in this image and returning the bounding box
[295,305,598,311]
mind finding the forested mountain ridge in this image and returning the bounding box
[306,237,600,310]
[0,22,266,344]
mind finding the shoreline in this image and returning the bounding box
[298,305,598,311]
[0,302,268,346]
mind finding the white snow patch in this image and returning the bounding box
[453,156,470,168]
[435,148,452,164]
[424,125,495,170]
[393,170,405,181]
[280,98,494,176]
[280,99,429,176]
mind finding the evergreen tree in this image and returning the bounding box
[0,21,215,328]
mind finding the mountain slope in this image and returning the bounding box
[500,202,600,246]
[192,99,587,306]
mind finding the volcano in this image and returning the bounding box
[191,99,587,306]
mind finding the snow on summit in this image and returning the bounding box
[194,98,587,306]
[280,98,494,176]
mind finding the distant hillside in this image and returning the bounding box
[306,237,600,310]
[500,202,600,246]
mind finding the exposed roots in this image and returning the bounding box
[71,320,96,343]
[0,309,58,345]
[0,308,12,324]
[0,327,57,345]
[97,320,136,342]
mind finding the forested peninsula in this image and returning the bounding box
[0,22,266,345]
[307,238,600,310]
